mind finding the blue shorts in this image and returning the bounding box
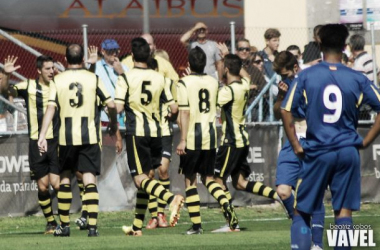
[275,140,301,188]
[295,146,361,214]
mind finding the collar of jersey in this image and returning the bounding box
[190,73,207,76]
[133,66,149,70]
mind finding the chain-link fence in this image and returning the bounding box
[0,24,379,133]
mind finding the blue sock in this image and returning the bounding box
[334,217,353,250]
[311,205,325,248]
[291,214,311,250]
[282,194,294,219]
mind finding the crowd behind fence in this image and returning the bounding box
[0,24,379,133]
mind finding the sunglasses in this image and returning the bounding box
[253,59,263,64]
[237,47,250,52]
[105,49,120,55]
[197,28,207,33]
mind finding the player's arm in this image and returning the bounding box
[281,80,304,158]
[177,110,189,156]
[1,55,21,96]
[38,105,56,154]
[274,82,289,120]
[86,45,98,73]
[176,80,189,155]
[114,74,128,114]
[217,86,233,108]
[361,79,380,148]
[362,113,380,148]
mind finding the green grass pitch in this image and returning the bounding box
[0,203,379,250]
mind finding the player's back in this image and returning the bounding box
[121,68,167,137]
[294,62,380,150]
[52,69,101,145]
[178,74,218,150]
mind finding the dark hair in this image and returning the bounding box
[188,46,206,74]
[318,24,349,54]
[273,51,298,74]
[236,38,250,48]
[147,58,158,71]
[224,54,242,76]
[349,34,365,51]
[249,52,264,63]
[286,45,301,54]
[66,44,84,65]
[36,55,54,70]
[132,37,150,63]
[264,28,281,40]
[313,25,323,38]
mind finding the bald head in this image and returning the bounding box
[141,33,156,54]
[66,44,84,65]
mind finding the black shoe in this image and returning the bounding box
[88,228,99,237]
[223,204,238,230]
[53,225,70,237]
[185,227,203,235]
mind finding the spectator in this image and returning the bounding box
[96,39,128,127]
[180,22,223,81]
[349,34,380,82]
[349,34,380,120]
[258,28,281,78]
[0,68,8,132]
[302,25,323,68]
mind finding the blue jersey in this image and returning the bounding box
[283,77,305,119]
[282,61,380,151]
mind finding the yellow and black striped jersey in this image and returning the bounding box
[217,77,250,148]
[177,73,218,150]
[115,67,174,137]
[48,69,112,146]
[121,55,179,82]
[160,77,177,136]
[13,79,58,140]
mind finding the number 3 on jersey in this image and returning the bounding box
[323,85,342,123]
[199,89,210,113]
[141,81,152,105]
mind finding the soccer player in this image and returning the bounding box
[281,24,380,250]
[1,55,60,234]
[213,54,285,232]
[176,47,238,235]
[273,51,325,250]
[145,58,178,229]
[115,37,184,236]
[38,44,120,237]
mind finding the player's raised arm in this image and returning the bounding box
[38,105,56,154]
[1,55,21,95]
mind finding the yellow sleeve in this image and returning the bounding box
[96,77,112,105]
[161,77,174,105]
[114,73,129,105]
[48,81,57,107]
[217,86,233,107]
[156,56,179,82]
[177,79,189,110]
[121,55,134,70]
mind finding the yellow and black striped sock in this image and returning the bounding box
[245,181,278,200]
[85,184,99,230]
[148,195,158,218]
[186,186,201,230]
[77,180,88,218]
[38,192,55,224]
[141,179,174,204]
[205,180,229,207]
[57,184,72,227]
[132,189,149,231]
[157,178,170,214]
[225,189,232,203]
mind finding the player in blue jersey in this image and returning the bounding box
[281,24,380,250]
[273,51,325,250]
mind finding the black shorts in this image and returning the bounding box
[125,135,162,177]
[161,135,173,160]
[29,139,60,180]
[179,149,216,177]
[59,144,101,175]
[215,145,251,179]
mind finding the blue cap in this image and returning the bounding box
[101,39,120,50]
